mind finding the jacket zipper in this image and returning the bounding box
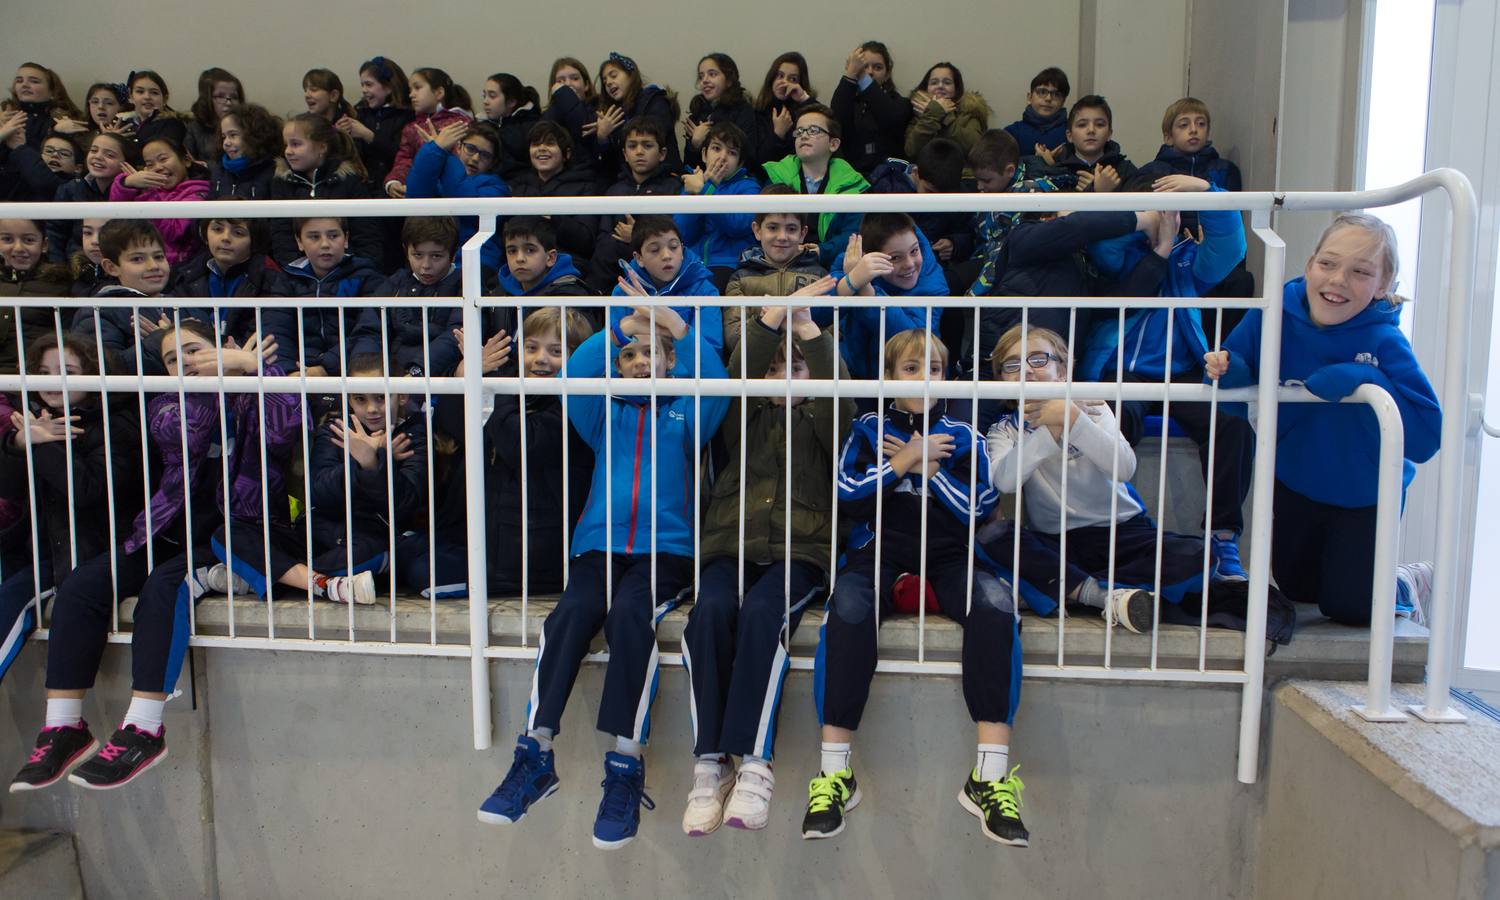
[623,406,646,554]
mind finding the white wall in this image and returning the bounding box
[1079,0,1191,169]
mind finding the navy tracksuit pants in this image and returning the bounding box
[0,560,53,684]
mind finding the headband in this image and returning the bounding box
[607,52,637,74]
[366,56,394,82]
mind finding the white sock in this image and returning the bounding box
[122,696,166,734]
[526,728,553,751]
[977,743,1010,782]
[696,753,724,768]
[743,755,771,769]
[1076,578,1110,610]
[615,736,644,758]
[820,742,852,776]
[45,698,84,730]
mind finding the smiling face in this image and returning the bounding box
[87,87,120,127]
[0,219,45,273]
[1168,112,1209,153]
[160,328,210,377]
[409,75,441,115]
[623,130,665,179]
[86,134,127,181]
[998,335,1066,383]
[772,63,801,100]
[697,59,726,102]
[359,71,390,108]
[601,64,629,102]
[130,78,165,117]
[282,122,326,174]
[36,346,86,409]
[295,219,348,277]
[41,136,80,175]
[879,229,923,291]
[523,327,566,378]
[1304,226,1389,326]
[752,214,806,266]
[13,66,50,103]
[206,219,252,269]
[1067,106,1112,158]
[529,137,564,179]
[304,85,337,118]
[617,336,674,379]
[220,114,246,159]
[140,140,189,188]
[925,67,957,101]
[406,240,452,285]
[634,230,683,284]
[103,239,170,295]
[211,81,240,120]
[504,234,556,288]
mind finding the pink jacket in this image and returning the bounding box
[109,174,211,267]
[385,107,473,187]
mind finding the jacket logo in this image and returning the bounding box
[1354,352,1379,367]
[666,409,686,422]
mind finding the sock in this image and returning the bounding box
[309,574,330,598]
[1213,529,1238,543]
[122,696,165,735]
[1076,578,1110,610]
[820,742,852,776]
[696,753,724,767]
[526,728,553,751]
[744,755,771,769]
[614,736,644,758]
[45,698,84,730]
[977,743,1010,782]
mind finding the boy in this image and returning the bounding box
[722,184,835,351]
[865,138,973,268]
[350,216,463,377]
[1003,68,1071,160]
[830,212,947,381]
[477,305,729,850]
[611,215,724,359]
[761,103,870,266]
[956,130,1065,301]
[509,121,597,263]
[675,122,760,291]
[171,216,288,346]
[1134,97,1243,194]
[275,217,387,377]
[495,216,592,299]
[590,118,679,294]
[1034,95,1137,193]
[806,328,1027,847]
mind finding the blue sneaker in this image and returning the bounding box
[592,751,655,850]
[477,735,559,825]
[1212,533,1247,582]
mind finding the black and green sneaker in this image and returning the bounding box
[958,766,1029,847]
[801,769,861,840]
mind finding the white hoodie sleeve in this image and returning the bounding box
[987,415,1061,494]
[1064,403,1137,481]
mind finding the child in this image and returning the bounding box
[762,103,869,267]
[958,129,1067,305]
[865,138,973,268]
[904,62,991,159]
[268,114,381,268]
[723,184,834,350]
[125,70,187,147]
[1037,95,1137,193]
[831,212,947,381]
[807,328,1027,847]
[983,324,1215,626]
[1,217,79,371]
[171,215,288,343]
[590,53,681,181]
[492,216,592,303]
[1083,175,1253,580]
[276,217,388,377]
[683,54,757,170]
[681,302,852,835]
[109,136,210,266]
[480,73,542,180]
[351,216,463,377]
[83,82,126,133]
[751,52,817,169]
[302,68,353,123]
[209,102,282,200]
[3,63,83,148]
[69,218,109,298]
[384,67,473,196]
[1003,67,1071,159]
[1205,214,1440,625]
[1134,97,1243,193]
[0,123,77,202]
[509,122,599,262]
[48,131,136,259]
[335,56,414,189]
[399,307,594,598]
[675,121,759,291]
[476,304,729,850]
[590,118,679,293]
[184,68,243,163]
[0,333,143,687]
[830,42,913,176]
[403,119,511,269]
[611,215,724,359]
[542,56,601,173]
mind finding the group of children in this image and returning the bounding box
[0,53,1444,851]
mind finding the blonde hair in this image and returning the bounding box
[1161,97,1211,137]
[1312,212,1404,303]
[522,307,593,353]
[991,324,1069,377]
[882,329,948,377]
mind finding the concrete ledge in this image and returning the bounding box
[0,829,84,900]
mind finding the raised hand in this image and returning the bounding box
[595,105,625,141]
[1093,163,1121,193]
[790,274,837,297]
[682,165,708,195]
[415,120,440,144]
[334,115,375,142]
[1203,350,1230,380]
[433,119,468,151]
[931,238,954,261]
[0,111,26,148]
[389,431,415,462]
[612,213,635,244]
[452,327,512,376]
[771,106,793,139]
[683,116,711,148]
[331,416,384,470]
[910,91,931,116]
[844,47,869,80]
[11,409,82,446]
[615,267,652,299]
[121,162,169,190]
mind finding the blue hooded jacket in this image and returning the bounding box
[830,228,948,380]
[1215,277,1440,508]
[1080,187,1246,380]
[673,168,760,269]
[273,254,387,374]
[610,255,725,358]
[405,141,511,270]
[492,253,590,297]
[565,326,729,558]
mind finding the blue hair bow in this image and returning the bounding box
[607,52,637,73]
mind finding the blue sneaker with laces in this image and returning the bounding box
[1212,532,1247,582]
[593,751,654,850]
[477,735,560,825]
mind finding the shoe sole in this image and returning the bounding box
[591,833,636,850]
[957,789,1029,848]
[682,781,735,836]
[477,780,559,825]
[67,746,169,791]
[724,813,768,831]
[8,738,101,793]
[801,786,861,840]
[1124,591,1154,635]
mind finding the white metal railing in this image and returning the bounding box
[0,171,1476,784]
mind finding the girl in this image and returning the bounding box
[0,333,143,689]
[752,52,817,168]
[508,122,598,262]
[904,62,990,159]
[302,68,354,123]
[383,67,473,195]
[404,120,511,269]
[49,132,137,259]
[830,42,912,176]
[591,52,681,179]
[541,57,599,173]
[125,70,187,147]
[681,303,851,835]
[1205,213,1441,626]
[268,114,381,267]
[0,219,72,374]
[684,53,757,171]
[209,102,283,199]
[335,56,414,189]
[69,218,109,298]
[480,72,541,181]
[184,68,243,163]
[109,136,211,266]
[84,83,127,133]
[4,63,85,148]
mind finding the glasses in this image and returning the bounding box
[459,142,496,164]
[791,125,829,140]
[1032,87,1063,100]
[41,146,75,160]
[999,351,1062,375]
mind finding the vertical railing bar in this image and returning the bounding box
[1199,308,1225,671]
[1150,308,1177,669]
[1056,308,1077,667]
[83,311,121,630]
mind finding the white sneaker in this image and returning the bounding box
[199,563,251,596]
[1102,588,1154,634]
[681,757,733,836]
[723,758,775,831]
[1395,562,1433,627]
[325,571,376,606]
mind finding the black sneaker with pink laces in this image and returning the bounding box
[9,723,99,792]
[68,724,168,790]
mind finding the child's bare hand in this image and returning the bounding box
[121,162,169,190]
[1023,399,1080,432]
[910,91,931,115]
[1093,164,1121,193]
[386,181,407,198]
[452,327,511,375]
[595,105,625,140]
[1204,350,1230,380]
[636,304,687,340]
[931,238,954,261]
[615,267,651,298]
[0,110,28,146]
[52,117,89,135]
[682,166,707,195]
[335,115,375,142]
[844,48,869,80]
[848,251,894,290]
[1035,143,1064,166]
[389,432,415,462]
[133,313,170,339]
[1153,174,1211,193]
[1154,209,1181,256]
[705,154,731,185]
[612,214,635,244]
[433,120,468,151]
[842,234,863,276]
[683,116,711,148]
[881,433,908,459]
[12,409,82,446]
[933,97,956,115]
[415,120,440,144]
[785,84,810,104]
[330,416,384,470]
[791,275,837,297]
[771,106,793,139]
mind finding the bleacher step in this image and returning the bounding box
[0,829,83,900]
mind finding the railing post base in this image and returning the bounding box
[1408,704,1468,723]
[1352,705,1411,723]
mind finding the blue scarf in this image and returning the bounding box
[220,154,251,174]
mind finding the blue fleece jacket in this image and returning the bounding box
[405,141,511,270]
[1215,277,1440,508]
[674,168,759,269]
[492,253,589,296]
[830,228,948,380]
[565,327,730,558]
[609,255,725,358]
[1004,107,1068,155]
[1080,188,1247,380]
[273,254,388,374]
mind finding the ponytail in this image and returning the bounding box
[488,73,540,114]
[413,67,471,114]
[287,112,367,180]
